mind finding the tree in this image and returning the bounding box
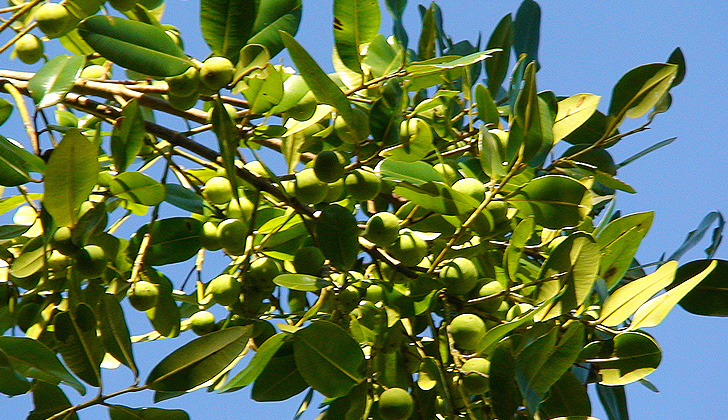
[0,1,725,419]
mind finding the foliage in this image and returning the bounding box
[0,1,724,419]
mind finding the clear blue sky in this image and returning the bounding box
[3,1,728,419]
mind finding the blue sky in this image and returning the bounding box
[3,1,728,419]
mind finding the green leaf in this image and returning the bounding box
[508,62,553,164]
[200,0,257,63]
[0,224,31,239]
[369,78,404,145]
[237,64,284,114]
[316,205,359,271]
[280,31,354,125]
[616,137,676,168]
[476,83,499,126]
[479,127,508,178]
[490,339,520,420]
[380,118,434,162]
[393,181,478,216]
[43,129,99,227]
[539,371,591,419]
[129,218,203,266]
[221,333,288,392]
[596,211,653,288]
[417,3,435,60]
[597,384,629,420]
[28,381,79,420]
[0,135,44,186]
[65,0,104,20]
[0,350,31,396]
[98,294,137,376]
[380,158,444,186]
[111,99,146,172]
[10,236,44,279]
[508,175,591,230]
[53,304,104,387]
[164,184,204,214]
[599,261,678,326]
[110,172,166,207]
[668,211,724,261]
[513,0,540,67]
[251,344,308,401]
[273,274,332,291]
[211,96,242,206]
[248,0,302,58]
[667,47,686,87]
[553,94,600,142]
[0,337,85,395]
[146,326,252,392]
[587,331,661,386]
[671,259,728,316]
[608,63,678,121]
[485,14,513,96]
[293,320,364,398]
[630,260,717,329]
[79,16,192,77]
[28,55,85,108]
[385,0,408,47]
[333,0,380,73]
[143,270,180,338]
[0,98,13,126]
[108,405,190,420]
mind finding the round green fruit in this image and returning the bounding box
[364,283,383,302]
[206,103,237,123]
[364,212,400,247]
[203,176,233,205]
[452,177,486,202]
[449,313,486,352]
[51,226,78,256]
[225,195,254,220]
[199,56,234,91]
[287,289,308,313]
[206,274,242,306]
[337,285,361,312]
[461,357,490,394]
[248,257,280,292]
[189,310,216,335]
[312,151,346,183]
[506,302,534,321]
[385,230,427,266]
[80,64,107,79]
[333,107,369,144]
[476,280,505,312]
[75,245,107,278]
[217,218,248,255]
[378,388,414,420]
[440,257,479,296]
[294,168,328,205]
[14,34,43,64]
[127,280,159,311]
[34,3,73,38]
[345,168,381,201]
[166,66,199,96]
[324,178,345,202]
[168,89,199,110]
[433,161,461,185]
[201,221,222,251]
[293,246,325,276]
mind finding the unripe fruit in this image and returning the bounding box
[34,3,73,39]
[168,89,200,110]
[200,56,234,91]
[14,34,44,64]
[476,280,505,312]
[461,357,490,394]
[225,196,254,220]
[206,103,237,124]
[506,302,534,321]
[364,212,400,247]
[364,283,383,302]
[51,226,78,256]
[217,218,248,255]
[248,257,280,292]
[108,0,136,12]
[203,176,233,205]
[345,168,381,201]
[312,151,346,183]
[324,178,345,202]
[333,107,369,144]
[452,177,486,202]
[166,66,199,96]
[201,221,222,251]
[75,245,107,278]
[127,280,159,311]
[293,246,325,276]
[385,230,427,266]
[337,285,361,312]
[440,257,479,296]
[80,64,107,79]
[189,310,216,335]
[378,388,414,420]
[433,161,461,185]
[287,289,308,313]
[206,274,242,306]
[294,168,328,205]
[449,313,486,352]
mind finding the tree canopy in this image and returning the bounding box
[0,1,725,419]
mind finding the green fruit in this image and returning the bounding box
[34,3,73,38]
[452,177,486,202]
[51,226,79,256]
[506,302,534,321]
[248,257,280,292]
[108,0,136,12]
[440,257,479,295]
[206,274,242,306]
[168,89,200,110]
[189,310,216,335]
[293,246,325,276]
[364,212,400,247]
[204,176,233,205]
[486,200,508,222]
[364,283,383,302]
[333,107,369,144]
[217,218,248,255]
[199,56,234,91]
[127,280,159,311]
[476,280,505,312]
[461,357,490,395]
[449,313,486,352]
[433,161,461,185]
[166,66,200,96]
[14,34,44,64]
[80,64,107,79]
[244,160,268,177]
[295,168,328,205]
[288,289,308,313]
[337,285,360,312]
[345,168,381,201]
[313,151,346,183]
[385,230,427,266]
[378,388,414,420]
[206,103,237,123]
[46,250,70,271]
[75,245,107,278]
[324,178,345,202]
[225,196,254,220]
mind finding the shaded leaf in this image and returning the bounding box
[98,294,137,375]
[490,339,520,420]
[28,381,79,420]
[0,97,12,126]
[108,405,190,420]
[0,135,44,186]
[0,349,31,396]
[479,127,508,178]
[211,97,242,206]
[200,0,257,63]
[539,371,591,419]
[28,55,85,108]
[485,14,513,96]
[129,218,203,266]
[616,137,676,168]
[248,0,302,58]
[111,99,146,172]
[221,333,288,392]
[316,205,359,271]
[513,0,540,67]
[597,384,629,420]
[53,304,103,387]
[608,63,678,121]
[164,184,204,214]
[143,270,181,338]
[668,211,725,261]
[672,259,728,316]
[251,346,308,401]
[587,331,661,386]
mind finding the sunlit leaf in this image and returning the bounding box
[28,54,85,108]
[608,63,678,122]
[0,135,44,186]
[98,294,137,376]
[587,331,661,386]
[333,0,380,73]
[508,175,591,230]
[111,99,146,172]
[221,333,288,392]
[553,94,600,142]
[200,0,257,63]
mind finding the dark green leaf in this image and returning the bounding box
[333,0,380,73]
[129,218,203,266]
[108,405,190,420]
[539,371,591,419]
[164,184,204,214]
[597,211,653,288]
[53,304,103,387]
[486,14,513,96]
[111,99,146,172]
[211,96,242,206]
[380,158,444,186]
[369,78,404,145]
[475,83,499,126]
[147,326,252,392]
[273,274,332,291]
[316,205,359,271]
[508,62,553,164]
[28,381,79,420]
[248,0,302,58]
[597,384,629,420]
[672,259,728,316]
[79,16,192,77]
[668,211,724,261]
[0,97,12,126]
[508,175,591,229]
[587,331,661,386]
[385,0,408,47]
[0,349,32,396]
[110,172,166,207]
[616,137,676,168]
[0,224,31,239]
[251,346,308,401]
[380,118,434,162]
[200,0,257,62]
[221,333,288,392]
[667,47,686,87]
[417,4,435,60]
[293,320,364,398]
[490,339,520,420]
[513,0,540,67]
[98,294,137,376]
[608,63,678,121]
[561,110,614,146]
[0,135,44,186]
[144,270,180,338]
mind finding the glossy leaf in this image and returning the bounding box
[65,0,104,20]
[144,270,181,338]
[379,158,444,186]
[200,0,257,62]
[164,184,204,214]
[508,175,591,229]
[238,64,284,114]
[251,346,307,401]
[273,274,332,291]
[485,14,513,96]
[587,331,661,386]
[98,294,137,376]
[380,117,434,162]
[479,127,508,178]
[221,333,288,392]
[596,211,653,288]
[43,129,99,227]
[333,0,380,73]
[129,218,203,266]
[630,260,717,329]
[508,62,553,164]
[0,350,31,396]
[0,135,44,186]
[248,0,302,58]
[110,172,166,207]
[146,326,252,392]
[608,63,678,121]
[108,405,190,420]
[79,16,192,77]
[539,371,591,419]
[553,94,600,142]
[111,99,146,172]
[597,384,629,420]
[53,304,103,387]
[28,55,85,108]
[28,381,79,420]
[599,261,678,326]
[393,181,478,216]
[672,259,728,316]
[561,110,613,146]
[476,83,499,126]
[316,205,359,271]
[513,0,540,67]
